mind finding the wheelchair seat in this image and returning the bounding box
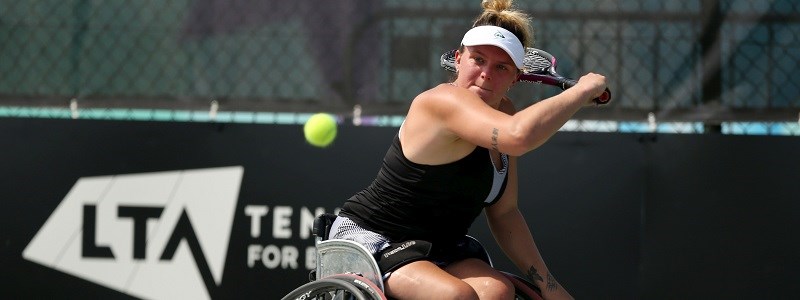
[312,213,385,292]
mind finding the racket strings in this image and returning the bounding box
[522,51,552,74]
[441,50,457,72]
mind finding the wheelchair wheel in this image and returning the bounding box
[501,271,543,300]
[324,274,387,300]
[281,278,369,300]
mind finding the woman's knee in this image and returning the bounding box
[446,259,515,299]
[476,275,514,299]
[442,281,480,300]
[385,261,481,299]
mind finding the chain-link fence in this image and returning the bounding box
[1,0,798,134]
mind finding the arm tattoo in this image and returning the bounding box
[528,266,560,292]
[546,273,558,292]
[491,128,499,151]
[526,266,543,283]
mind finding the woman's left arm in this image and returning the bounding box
[485,156,575,300]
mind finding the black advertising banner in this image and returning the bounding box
[1,118,391,299]
[1,118,797,299]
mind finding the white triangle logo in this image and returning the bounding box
[23,166,243,300]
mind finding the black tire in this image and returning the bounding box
[281,278,369,300]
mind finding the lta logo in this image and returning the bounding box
[23,167,243,300]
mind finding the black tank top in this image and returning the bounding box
[340,134,509,243]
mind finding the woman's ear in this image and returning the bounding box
[454,51,461,71]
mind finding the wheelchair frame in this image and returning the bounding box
[281,214,542,300]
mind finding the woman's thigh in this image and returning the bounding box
[383,259,513,300]
[445,258,515,299]
[384,260,478,300]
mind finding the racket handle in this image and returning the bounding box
[594,88,612,105]
[559,78,612,105]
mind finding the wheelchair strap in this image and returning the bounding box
[376,240,434,273]
[375,236,491,274]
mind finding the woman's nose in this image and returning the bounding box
[481,68,491,80]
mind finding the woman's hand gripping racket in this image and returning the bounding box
[440,48,611,105]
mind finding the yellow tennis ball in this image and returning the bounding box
[303,113,337,147]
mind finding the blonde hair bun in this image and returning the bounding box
[473,0,533,47]
[481,0,513,12]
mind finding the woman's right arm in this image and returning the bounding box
[422,72,607,156]
[501,72,607,154]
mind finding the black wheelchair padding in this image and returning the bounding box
[313,213,338,240]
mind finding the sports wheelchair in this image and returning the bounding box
[281,213,543,300]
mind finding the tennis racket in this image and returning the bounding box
[440,48,611,105]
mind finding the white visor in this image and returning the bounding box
[461,25,525,69]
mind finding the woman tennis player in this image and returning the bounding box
[329,0,607,299]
